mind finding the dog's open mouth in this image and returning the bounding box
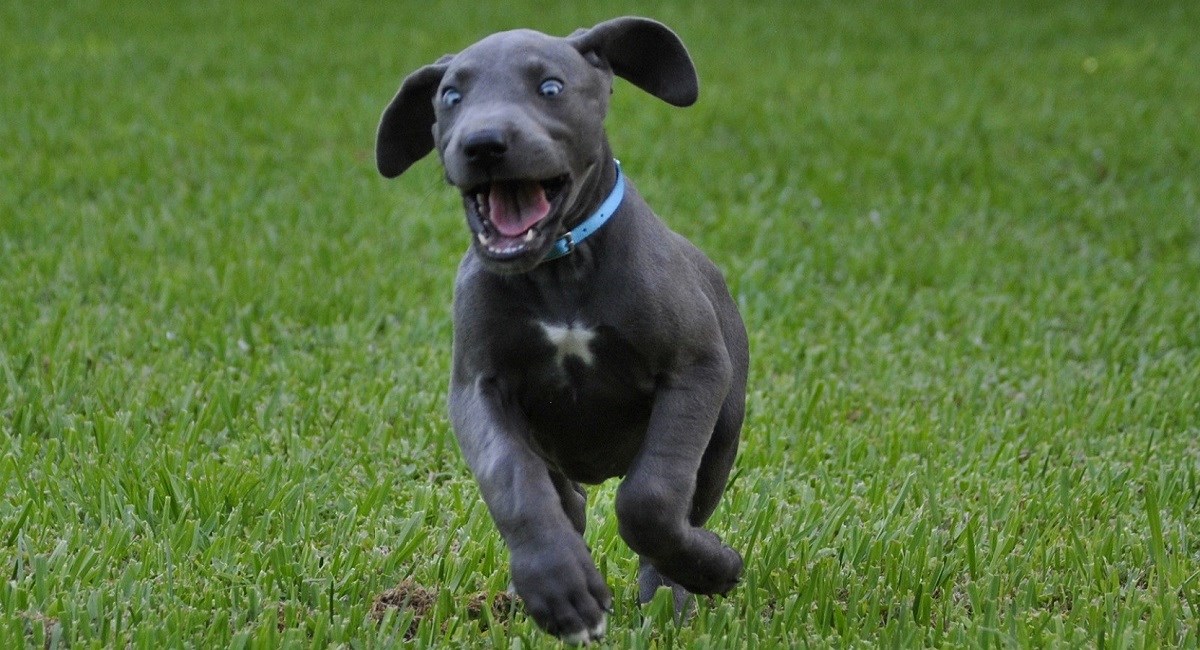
[465,175,569,259]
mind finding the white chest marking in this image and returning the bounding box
[539,322,596,367]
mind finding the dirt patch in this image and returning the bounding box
[371,580,518,639]
[21,613,61,650]
[467,590,518,629]
[371,579,438,639]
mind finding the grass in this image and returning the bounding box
[2,0,1199,646]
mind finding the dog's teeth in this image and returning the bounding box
[477,232,494,246]
[522,229,536,242]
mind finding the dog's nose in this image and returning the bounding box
[462,129,508,165]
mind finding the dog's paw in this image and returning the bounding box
[637,561,695,617]
[510,540,612,643]
[656,529,743,596]
[560,616,607,646]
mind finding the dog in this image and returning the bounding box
[375,16,748,644]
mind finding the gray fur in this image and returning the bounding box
[376,16,748,643]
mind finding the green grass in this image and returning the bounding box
[2,0,1199,647]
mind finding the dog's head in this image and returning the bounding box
[376,17,698,274]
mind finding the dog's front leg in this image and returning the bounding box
[449,376,612,643]
[614,352,744,596]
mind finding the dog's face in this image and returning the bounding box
[432,31,614,272]
[376,17,699,274]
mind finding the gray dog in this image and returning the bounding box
[376,16,748,644]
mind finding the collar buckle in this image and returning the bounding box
[543,159,624,262]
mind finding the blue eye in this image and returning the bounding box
[441,87,462,107]
[539,79,563,97]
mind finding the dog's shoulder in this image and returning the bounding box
[592,208,732,362]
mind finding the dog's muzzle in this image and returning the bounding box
[464,175,570,260]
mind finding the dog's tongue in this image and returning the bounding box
[488,181,550,237]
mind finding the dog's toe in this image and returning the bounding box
[559,612,606,645]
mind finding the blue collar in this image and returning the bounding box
[544,160,624,261]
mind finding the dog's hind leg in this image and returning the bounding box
[637,560,693,615]
[549,470,588,537]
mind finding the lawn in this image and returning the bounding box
[2,0,1198,647]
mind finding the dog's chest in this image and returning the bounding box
[521,319,651,389]
[538,322,598,368]
[509,319,656,481]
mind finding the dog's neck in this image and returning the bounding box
[544,160,624,261]
[561,143,620,233]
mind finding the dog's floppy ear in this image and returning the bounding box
[568,17,698,107]
[376,56,452,178]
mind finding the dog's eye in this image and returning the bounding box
[441,87,462,107]
[538,79,563,97]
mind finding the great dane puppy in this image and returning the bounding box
[376,16,748,643]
